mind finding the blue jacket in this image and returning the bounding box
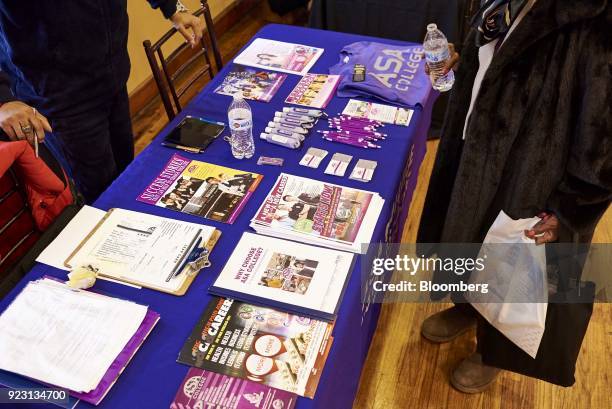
[0,0,176,117]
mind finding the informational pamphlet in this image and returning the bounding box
[285,74,341,108]
[177,297,334,398]
[342,99,414,126]
[233,38,324,75]
[209,233,354,320]
[214,65,287,102]
[170,368,297,409]
[137,154,263,224]
[250,173,384,252]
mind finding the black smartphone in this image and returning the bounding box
[162,116,225,152]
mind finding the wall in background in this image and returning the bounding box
[126,0,236,93]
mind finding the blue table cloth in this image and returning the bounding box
[0,24,435,409]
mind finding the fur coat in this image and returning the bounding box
[417,0,611,386]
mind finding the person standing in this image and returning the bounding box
[0,0,205,202]
[418,0,611,393]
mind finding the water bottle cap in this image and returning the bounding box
[427,23,437,31]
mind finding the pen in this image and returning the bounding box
[166,229,202,282]
[318,130,381,141]
[162,142,201,153]
[325,129,385,139]
[322,136,380,149]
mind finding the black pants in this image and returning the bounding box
[46,87,134,203]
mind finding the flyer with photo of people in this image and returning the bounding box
[284,74,341,109]
[214,65,287,102]
[177,297,334,398]
[209,233,355,320]
[250,174,384,252]
[137,154,262,224]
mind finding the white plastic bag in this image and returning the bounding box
[466,211,547,358]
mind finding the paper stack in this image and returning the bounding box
[250,173,384,253]
[0,278,159,405]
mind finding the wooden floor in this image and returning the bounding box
[130,10,612,409]
[352,140,612,409]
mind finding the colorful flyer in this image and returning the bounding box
[137,154,262,224]
[177,298,334,398]
[170,368,297,409]
[233,38,324,75]
[342,99,414,126]
[214,65,287,102]
[284,74,341,108]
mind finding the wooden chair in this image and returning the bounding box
[143,0,223,120]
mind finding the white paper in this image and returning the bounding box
[67,209,216,291]
[213,233,354,314]
[467,210,547,358]
[36,205,106,270]
[0,278,147,392]
[233,38,324,75]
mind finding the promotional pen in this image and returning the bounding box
[326,128,386,139]
[318,130,381,141]
[267,121,309,134]
[265,127,305,142]
[273,116,314,129]
[322,136,380,149]
[260,132,301,149]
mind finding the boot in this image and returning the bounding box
[450,352,501,393]
[421,306,477,343]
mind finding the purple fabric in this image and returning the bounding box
[329,41,432,108]
[68,309,160,405]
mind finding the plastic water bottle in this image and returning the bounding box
[424,23,455,92]
[227,96,255,159]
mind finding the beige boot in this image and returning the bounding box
[450,353,501,393]
[421,306,477,343]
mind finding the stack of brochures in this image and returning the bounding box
[250,173,384,253]
[209,232,354,320]
[0,278,159,405]
[177,297,334,399]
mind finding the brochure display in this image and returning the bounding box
[285,74,341,108]
[209,233,354,320]
[214,65,287,102]
[250,173,384,252]
[233,38,323,75]
[138,154,263,224]
[178,297,333,398]
[170,367,297,409]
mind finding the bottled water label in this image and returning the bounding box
[231,118,251,132]
[424,47,450,63]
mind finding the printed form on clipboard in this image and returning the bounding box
[64,208,220,295]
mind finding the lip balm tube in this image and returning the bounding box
[273,116,314,129]
[267,121,309,134]
[265,127,305,142]
[260,132,301,149]
[283,107,324,117]
[275,112,315,123]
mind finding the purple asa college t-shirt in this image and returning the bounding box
[329,41,431,109]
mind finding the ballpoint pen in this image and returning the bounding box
[322,135,380,149]
[166,230,202,282]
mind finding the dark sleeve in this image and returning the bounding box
[147,0,177,19]
[546,23,612,241]
[0,70,15,104]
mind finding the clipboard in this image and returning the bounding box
[64,208,221,296]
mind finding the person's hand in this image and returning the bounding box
[0,101,51,145]
[524,212,560,245]
[425,43,460,75]
[170,12,205,48]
